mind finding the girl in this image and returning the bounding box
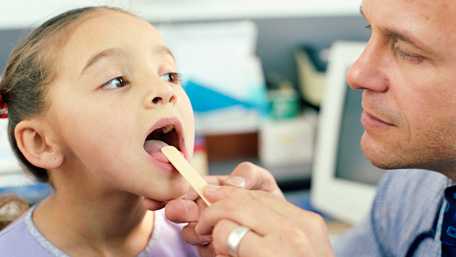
[0,6,198,257]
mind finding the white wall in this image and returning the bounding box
[133,0,361,22]
[0,0,126,29]
[0,0,361,28]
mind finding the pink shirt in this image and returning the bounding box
[0,207,198,257]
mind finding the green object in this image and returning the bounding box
[268,82,300,120]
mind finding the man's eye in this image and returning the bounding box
[160,72,182,85]
[396,49,424,64]
[392,43,424,64]
[103,76,129,89]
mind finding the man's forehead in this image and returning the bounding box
[360,0,456,61]
[409,0,455,23]
[364,0,454,20]
[363,0,456,37]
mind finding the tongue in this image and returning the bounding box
[144,140,170,162]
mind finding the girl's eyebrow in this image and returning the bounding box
[156,45,176,61]
[81,48,123,75]
[81,46,176,75]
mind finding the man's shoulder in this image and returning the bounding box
[371,169,446,255]
[375,169,447,216]
[379,169,447,201]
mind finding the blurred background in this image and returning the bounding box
[0,0,384,233]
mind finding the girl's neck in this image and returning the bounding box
[33,191,155,257]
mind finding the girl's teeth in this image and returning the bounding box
[162,125,173,134]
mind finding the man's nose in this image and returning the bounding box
[346,43,389,92]
[144,82,177,108]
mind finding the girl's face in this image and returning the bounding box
[45,11,195,202]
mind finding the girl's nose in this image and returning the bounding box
[144,84,177,108]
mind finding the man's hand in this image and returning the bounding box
[196,186,335,257]
[164,162,283,257]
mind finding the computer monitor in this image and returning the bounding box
[311,41,384,225]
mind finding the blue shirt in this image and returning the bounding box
[334,169,449,257]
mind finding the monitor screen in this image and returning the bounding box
[311,41,384,224]
[335,85,384,185]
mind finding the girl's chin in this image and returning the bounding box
[141,183,190,209]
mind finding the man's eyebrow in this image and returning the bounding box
[81,48,123,75]
[359,6,433,54]
[386,28,434,54]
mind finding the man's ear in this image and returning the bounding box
[14,119,63,170]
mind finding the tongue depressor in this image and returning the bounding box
[161,146,211,206]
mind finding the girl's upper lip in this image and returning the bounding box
[145,117,187,158]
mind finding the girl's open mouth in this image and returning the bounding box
[143,118,186,170]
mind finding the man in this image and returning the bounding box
[334,0,456,255]
[165,0,456,256]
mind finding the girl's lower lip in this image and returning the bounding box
[148,152,178,174]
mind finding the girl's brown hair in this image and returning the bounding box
[0,6,131,183]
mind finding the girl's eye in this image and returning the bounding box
[160,72,182,85]
[103,76,129,89]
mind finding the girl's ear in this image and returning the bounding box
[14,119,63,170]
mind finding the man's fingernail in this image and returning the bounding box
[224,176,246,188]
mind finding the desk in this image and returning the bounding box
[328,222,352,236]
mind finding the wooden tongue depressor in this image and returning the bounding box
[161,146,211,206]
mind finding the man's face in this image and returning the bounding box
[347,0,456,174]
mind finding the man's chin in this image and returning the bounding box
[361,136,398,168]
[365,150,411,170]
